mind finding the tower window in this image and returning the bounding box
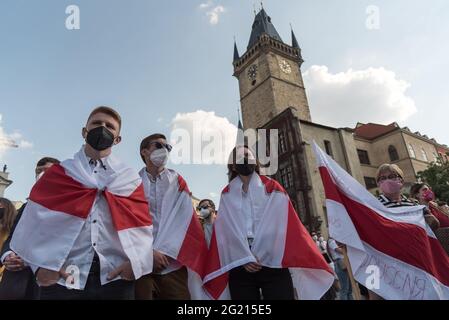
[324,140,333,158]
[357,149,370,165]
[388,145,399,162]
[280,166,293,189]
[279,130,287,154]
[251,80,257,86]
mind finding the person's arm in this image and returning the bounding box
[424,207,440,231]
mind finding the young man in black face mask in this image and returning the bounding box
[10,106,153,300]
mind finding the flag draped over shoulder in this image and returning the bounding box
[11,149,153,280]
[312,141,449,300]
[203,173,334,300]
[140,169,208,299]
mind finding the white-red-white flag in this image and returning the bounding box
[140,169,208,299]
[11,149,153,280]
[313,141,449,300]
[203,173,334,300]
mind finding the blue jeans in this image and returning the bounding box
[334,259,353,300]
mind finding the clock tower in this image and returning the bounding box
[233,8,311,129]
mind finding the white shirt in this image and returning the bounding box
[241,177,255,247]
[146,168,182,274]
[202,219,214,248]
[327,238,344,261]
[35,152,130,289]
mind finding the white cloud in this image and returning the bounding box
[199,1,212,9]
[0,114,33,159]
[199,1,226,25]
[303,65,417,128]
[170,110,237,165]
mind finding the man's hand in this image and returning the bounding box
[36,268,70,287]
[153,250,169,273]
[107,261,135,281]
[4,252,26,272]
[243,262,262,273]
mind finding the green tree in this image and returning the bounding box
[417,161,449,203]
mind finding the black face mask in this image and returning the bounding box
[235,163,256,176]
[0,208,5,220]
[86,126,115,151]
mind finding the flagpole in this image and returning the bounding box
[342,245,362,300]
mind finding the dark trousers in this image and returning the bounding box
[39,257,135,300]
[229,266,294,300]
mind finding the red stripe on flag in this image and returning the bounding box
[29,164,97,219]
[177,174,191,194]
[319,166,449,286]
[222,184,230,194]
[104,183,152,231]
[177,210,208,277]
[282,200,333,273]
[260,175,287,194]
[204,228,229,300]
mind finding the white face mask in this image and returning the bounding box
[150,148,169,168]
[312,235,318,241]
[200,208,211,218]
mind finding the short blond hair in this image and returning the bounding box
[376,163,404,182]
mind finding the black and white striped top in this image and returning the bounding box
[377,194,418,208]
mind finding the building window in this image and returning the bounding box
[421,148,429,162]
[408,144,416,158]
[357,149,371,165]
[364,177,377,190]
[433,152,439,163]
[279,130,287,154]
[279,166,293,189]
[388,145,399,162]
[324,140,333,157]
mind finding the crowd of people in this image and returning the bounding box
[0,106,448,300]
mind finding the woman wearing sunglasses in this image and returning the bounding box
[367,164,441,300]
[376,164,439,230]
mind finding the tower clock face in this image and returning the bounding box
[279,60,292,74]
[247,64,258,81]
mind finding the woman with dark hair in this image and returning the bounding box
[410,183,445,229]
[0,198,17,281]
[203,146,334,300]
[410,183,449,255]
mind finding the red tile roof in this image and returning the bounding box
[354,123,399,140]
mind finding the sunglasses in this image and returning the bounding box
[150,141,172,152]
[377,174,401,182]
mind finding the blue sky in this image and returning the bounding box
[1,0,449,204]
